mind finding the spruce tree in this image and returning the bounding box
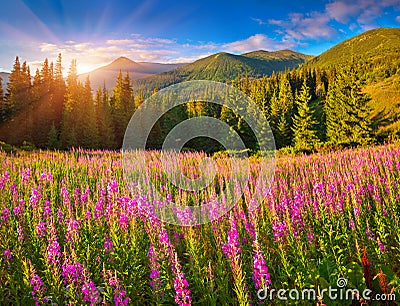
[5,57,22,116]
[325,64,373,146]
[47,123,59,149]
[60,59,79,148]
[292,80,320,152]
[79,76,99,148]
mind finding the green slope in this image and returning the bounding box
[307,28,400,138]
[131,50,312,92]
[308,27,400,69]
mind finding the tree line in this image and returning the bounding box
[0,54,390,152]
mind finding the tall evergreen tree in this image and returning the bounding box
[95,86,115,149]
[292,80,320,152]
[274,75,294,147]
[53,53,66,130]
[5,57,23,116]
[78,76,99,148]
[47,123,60,149]
[325,64,373,146]
[60,59,79,148]
[111,71,135,146]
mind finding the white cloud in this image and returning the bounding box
[326,1,359,23]
[251,18,268,25]
[268,12,336,41]
[395,15,400,22]
[163,53,213,64]
[106,39,135,45]
[222,34,296,53]
[267,0,398,42]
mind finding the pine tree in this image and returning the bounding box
[60,59,79,148]
[277,114,291,147]
[292,80,320,152]
[5,57,22,116]
[47,123,59,149]
[95,86,115,149]
[325,64,373,146]
[271,75,294,148]
[111,71,135,147]
[79,76,99,148]
[53,53,66,130]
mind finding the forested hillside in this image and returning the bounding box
[0,28,399,152]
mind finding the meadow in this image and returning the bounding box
[0,144,399,305]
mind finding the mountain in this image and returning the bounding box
[308,28,400,68]
[131,50,313,92]
[243,49,312,62]
[308,28,400,138]
[78,57,185,90]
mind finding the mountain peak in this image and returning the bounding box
[111,56,136,64]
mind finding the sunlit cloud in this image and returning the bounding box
[32,38,184,74]
[266,0,399,41]
[222,34,295,53]
[268,12,336,41]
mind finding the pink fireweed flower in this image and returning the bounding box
[47,239,61,265]
[252,239,271,290]
[148,244,162,291]
[73,187,81,205]
[30,272,46,305]
[104,235,114,254]
[108,180,119,194]
[172,253,192,306]
[1,208,10,224]
[366,228,375,240]
[119,213,129,231]
[3,249,12,263]
[29,189,41,208]
[61,186,70,206]
[222,217,241,264]
[18,226,25,241]
[378,241,385,253]
[21,168,31,185]
[114,289,129,306]
[159,228,171,251]
[80,187,90,203]
[271,220,287,243]
[43,201,52,220]
[65,218,81,244]
[3,171,9,179]
[13,202,23,219]
[106,272,130,306]
[36,222,47,238]
[57,209,63,223]
[94,197,104,220]
[61,261,84,286]
[307,232,315,243]
[82,280,100,304]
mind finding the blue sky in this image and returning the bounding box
[0,0,399,74]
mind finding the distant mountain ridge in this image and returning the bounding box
[78,57,185,90]
[130,49,313,92]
